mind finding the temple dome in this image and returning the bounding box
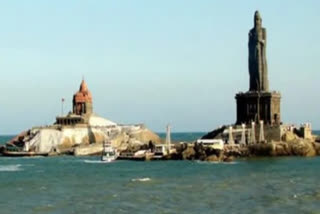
[79,79,88,92]
[74,79,92,103]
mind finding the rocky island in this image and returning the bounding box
[2,79,161,156]
[191,11,320,161]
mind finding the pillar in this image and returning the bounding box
[240,124,246,145]
[259,120,265,143]
[250,122,256,144]
[228,126,235,145]
[166,124,171,154]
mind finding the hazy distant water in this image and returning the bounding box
[157,132,206,142]
[0,135,13,145]
[1,133,320,213]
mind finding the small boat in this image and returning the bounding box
[101,141,117,162]
[118,150,154,161]
[1,144,49,157]
[2,150,49,157]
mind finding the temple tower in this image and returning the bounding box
[73,79,93,116]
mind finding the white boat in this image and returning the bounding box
[101,141,117,162]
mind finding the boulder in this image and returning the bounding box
[128,128,161,144]
[194,143,207,160]
[290,139,316,157]
[314,142,320,155]
[223,155,234,162]
[74,143,103,156]
[270,139,317,157]
[111,132,130,152]
[281,131,297,142]
[274,142,291,156]
[182,147,196,160]
[206,155,219,162]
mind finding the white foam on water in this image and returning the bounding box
[0,164,23,172]
[292,194,299,199]
[131,177,151,182]
[83,160,114,164]
[21,156,44,159]
[221,161,239,165]
[194,160,239,165]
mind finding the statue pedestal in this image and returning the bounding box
[235,91,281,125]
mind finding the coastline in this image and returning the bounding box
[2,131,320,161]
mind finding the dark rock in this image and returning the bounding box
[223,156,234,162]
[290,139,316,157]
[281,132,297,142]
[201,126,226,140]
[314,142,320,155]
[248,143,273,156]
[206,155,219,162]
[182,147,196,160]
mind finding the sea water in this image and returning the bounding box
[1,134,320,213]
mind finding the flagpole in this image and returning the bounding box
[61,98,65,116]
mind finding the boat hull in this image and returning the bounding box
[117,156,146,161]
[101,156,117,162]
[2,150,49,157]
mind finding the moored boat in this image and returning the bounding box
[1,142,49,157]
[2,150,49,157]
[118,150,154,161]
[101,141,117,162]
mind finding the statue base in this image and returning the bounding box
[235,91,281,125]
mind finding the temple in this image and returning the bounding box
[73,79,93,116]
[235,11,281,125]
[55,79,93,126]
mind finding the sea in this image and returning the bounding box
[0,133,320,213]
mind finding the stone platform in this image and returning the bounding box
[235,91,281,125]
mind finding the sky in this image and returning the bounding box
[0,0,320,134]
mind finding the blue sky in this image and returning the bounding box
[0,0,319,134]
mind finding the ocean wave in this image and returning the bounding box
[24,164,35,167]
[194,160,239,165]
[0,164,23,172]
[21,156,44,159]
[221,161,239,165]
[131,178,151,182]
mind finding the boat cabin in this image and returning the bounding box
[196,139,224,150]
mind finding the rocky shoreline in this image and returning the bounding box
[169,131,320,162]
[2,118,320,162]
[152,141,320,163]
[2,138,320,163]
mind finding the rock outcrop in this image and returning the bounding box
[200,126,320,159]
[181,146,196,160]
[5,119,161,156]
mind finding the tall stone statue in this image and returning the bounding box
[248,11,269,91]
[236,11,281,127]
